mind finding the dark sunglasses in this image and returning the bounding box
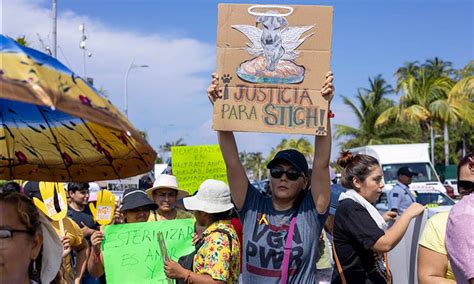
[458,180,474,191]
[270,168,303,181]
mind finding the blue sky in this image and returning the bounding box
[2,0,473,159]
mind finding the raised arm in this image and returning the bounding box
[311,71,334,214]
[208,73,248,210]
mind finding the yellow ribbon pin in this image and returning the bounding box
[259,213,269,225]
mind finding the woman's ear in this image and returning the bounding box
[352,177,362,191]
[31,231,43,260]
[303,176,309,189]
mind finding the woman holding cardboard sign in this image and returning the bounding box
[207,72,334,283]
[87,188,158,277]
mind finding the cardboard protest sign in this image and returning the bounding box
[32,181,68,235]
[214,4,333,135]
[89,190,116,225]
[102,219,194,284]
[172,145,227,194]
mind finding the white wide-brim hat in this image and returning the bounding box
[146,174,189,199]
[183,179,234,214]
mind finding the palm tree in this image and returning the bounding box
[395,61,420,91]
[336,75,416,149]
[455,60,474,80]
[430,76,474,163]
[158,138,186,162]
[244,152,266,180]
[160,138,186,152]
[376,68,452,143]
[423,57,454,78]
[268,137,314,164]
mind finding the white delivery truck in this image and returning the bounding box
[350,143,446,193]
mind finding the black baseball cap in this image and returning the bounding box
[397,166,416,177]
[267,149,309,177]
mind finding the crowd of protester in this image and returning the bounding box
[1,73,473,284]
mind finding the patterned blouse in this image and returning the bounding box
[193,220,241,283]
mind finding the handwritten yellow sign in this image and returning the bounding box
[171,145,228,194]
[32,182,68,221]
[90,190,116,225]
[32,182,68,235]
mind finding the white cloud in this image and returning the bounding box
[2,0,215,150]
[2,0,358,162]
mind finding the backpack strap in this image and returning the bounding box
[280,215,297,284]
[332,240,347,284]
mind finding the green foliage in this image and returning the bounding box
[340,58,473,165]
[268,137,314,163]
[240,151,267,180]
[160,138,186,153]
[336,75,419,149]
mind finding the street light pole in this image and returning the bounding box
[52,0,57,57]
[124,59,149,118]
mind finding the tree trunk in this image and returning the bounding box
[462,132,467,157]
[444,122,449,165]
[430,125,435,164]
[421,122,429,143]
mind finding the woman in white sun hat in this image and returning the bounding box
[146,174,193,221]
[164,179,241,284]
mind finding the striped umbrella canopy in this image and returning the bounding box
[0,35,156,182]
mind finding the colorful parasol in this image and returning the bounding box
[0,35,156,182]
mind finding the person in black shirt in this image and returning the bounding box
[332,151,425,284]
[67,182,98,239]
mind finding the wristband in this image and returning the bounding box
[93,248,101,263]
[185,270,193,283]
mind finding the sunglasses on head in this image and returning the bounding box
[458,180,474,191]
[270,168,303,181]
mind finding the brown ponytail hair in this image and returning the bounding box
[337,151,380,190]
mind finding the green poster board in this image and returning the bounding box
[172,145,228,194]
[102,219,194,284]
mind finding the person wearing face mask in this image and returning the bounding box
[206,71,334,283]
[332,151,425,284]
[146,174,193,221]
[87,188,158,278]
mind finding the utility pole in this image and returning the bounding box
[79,23,92,78]
[52,0,57,57]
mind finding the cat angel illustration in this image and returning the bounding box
[232,5,314,84]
